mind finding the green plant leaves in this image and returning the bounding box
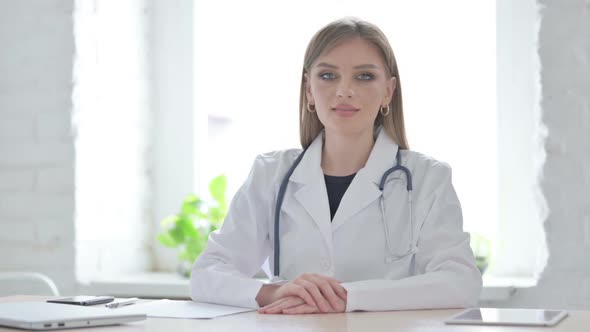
[181,194,201,216]
[208,206,225,227]
[470,233,492,274]
[161,215,179,227]
[157,232,177,247]
[169,223,186,243]
[183,236,206,263]
[209,175,227,208]
[157,175,229,271]
[178,216,199,238]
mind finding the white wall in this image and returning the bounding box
[0,0,155,294]
[502,0,590,309]
[0,0,77,295]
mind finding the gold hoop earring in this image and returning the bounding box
[307,102,316,113]
[380,105,390,116]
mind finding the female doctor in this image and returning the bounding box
[190,17,482,314]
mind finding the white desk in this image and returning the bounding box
[1,296,588,331]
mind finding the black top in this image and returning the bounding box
[324,173,357,221]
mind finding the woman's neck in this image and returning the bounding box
[321,130,374,176]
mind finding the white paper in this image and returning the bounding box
[120,299,255,319]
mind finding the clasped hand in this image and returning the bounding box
[256,273,347,314]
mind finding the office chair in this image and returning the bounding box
[0,272,60,296]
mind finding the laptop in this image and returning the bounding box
[0,302,146,330]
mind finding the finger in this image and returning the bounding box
[261,297,300,313]
[330,280,348,300]
[295,279,332,312]
[282,304,319,315]
[259,296,297,314]
[262,297,306,314]
[308,275,343,311]
[258,297,289,313]
[270,298,309,314]
[286,283,317,308]
[325,278,347,309]
[317,275,346,300]
[313,274,347,300]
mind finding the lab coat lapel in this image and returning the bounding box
[291,133,333,251]
[332,128,399,231]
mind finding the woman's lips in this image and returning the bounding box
[332,104,360,117]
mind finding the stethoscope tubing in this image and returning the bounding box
[273,148,412,277]
[274,148,308,276]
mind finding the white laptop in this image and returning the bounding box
[0,302,146,330]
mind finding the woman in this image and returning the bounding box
[190,17,482,314]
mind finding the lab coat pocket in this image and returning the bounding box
[381,178,414,261]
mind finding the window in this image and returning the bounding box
[193,1,496,246]
[74,0,152,281]
[75,0,544,281]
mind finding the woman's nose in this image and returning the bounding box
[336,80,354,98]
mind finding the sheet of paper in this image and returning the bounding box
[122,299,255,319]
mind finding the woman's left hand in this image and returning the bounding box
[258,295,345,314]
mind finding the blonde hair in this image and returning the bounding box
[299,17,409,150]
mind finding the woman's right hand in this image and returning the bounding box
[255,273,347,313]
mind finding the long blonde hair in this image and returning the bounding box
[299,17,409,150]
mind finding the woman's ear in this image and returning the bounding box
[384,76,397,105]
[304,73,314,103]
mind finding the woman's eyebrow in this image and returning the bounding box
[316,62,338,69]
[315,62,383,70]
[354,64,382,70]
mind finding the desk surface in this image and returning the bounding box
[1,296,588,332]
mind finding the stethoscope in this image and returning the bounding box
[273,147,417,277]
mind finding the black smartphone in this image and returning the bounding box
[47,296,115,306]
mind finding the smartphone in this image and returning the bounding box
[47,296,115,306]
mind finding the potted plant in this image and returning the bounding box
[157,175,228,277]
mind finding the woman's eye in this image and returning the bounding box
[319,72,336,80]
[358,73,374,81]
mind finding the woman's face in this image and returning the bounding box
[306,37,396,137]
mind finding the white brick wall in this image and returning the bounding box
[0,170,35,192]
[0,114,35,140]
[496,0,590,309]
[0,0,77,295]
[0,142,74,166]
[0,193,74,219]
[37,167,74,194]
[1,0,153,295]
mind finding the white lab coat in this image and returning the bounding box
[190,128,482,311]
